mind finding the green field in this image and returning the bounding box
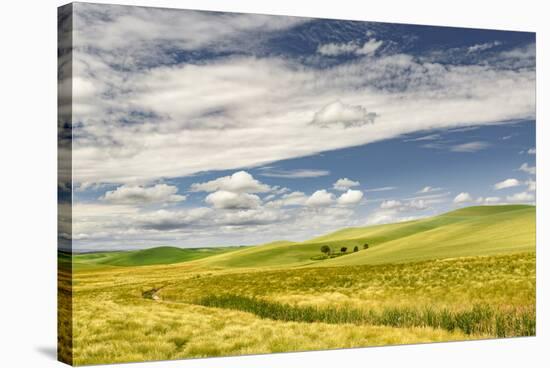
[191,205,535,268]
[61,205,536,365]
[70,245,246,270]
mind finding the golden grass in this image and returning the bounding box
[63,252,535,365]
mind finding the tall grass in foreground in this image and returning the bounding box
[197,294,535,338]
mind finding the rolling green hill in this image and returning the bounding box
[193,205,535,269]
[69,205,535,270]
[71,246,244,269]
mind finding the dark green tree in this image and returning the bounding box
[340,247,347,253]
[363,243,369,250]
[320,245,331,255]
[353,246,359,252]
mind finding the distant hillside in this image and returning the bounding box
[71,246,245,270]
[192,205,535,269]
[68,205,535,270]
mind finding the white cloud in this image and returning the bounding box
[365,186,397,193]
[216,209,285,227]
[380,198,429,211]
[357,39,384,55]
[526,179,536,192]
[281,191,309,206]
[337,189,364,205]
[317,41,360,56]
[454,192,473,204]
[450,141,490,152]
[405,134,441,142]
[317,39,383,56]
[519,163,536,175]
[73,3,307,58]
[333,178,360,191]
[306,190,334,207]
[71,47,535,186]
[311,100,377,128]
[205,190,261,209]
[494,178,521,190]
[527,148,536,155]
[476,196,501,204]
[467,41,502,53]
[260,169,330,178]
[101,183,186,204]
[364,208,422,226]
[70,4,535,188]
[136,207,213,231]
[191,171,270,193]
[418,186,441,194]
[409,199,428,210]
[506,191,534,203]
[265,191,308,208]
[380,200,402,209]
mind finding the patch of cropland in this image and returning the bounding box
[160,252,535,310]
[193,205,535,269]
[67,251,535,365]
[71,246,245,269]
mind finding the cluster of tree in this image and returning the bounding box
[320,243,369,255]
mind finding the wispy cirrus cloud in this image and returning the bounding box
[450,141,491,153]
[260,169,330,179]
[365,186,397,193]
[519,163,536,175]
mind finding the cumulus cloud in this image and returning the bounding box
[306,190,335,207]
[311,100,377,128]
[191,171,270,193]
[494,178,521,190]
[137,207,213,231]
[102,183,186,204]
[450,141,491,152]
[506,191,534,203]
[454,192,473,204]
[527,148,536,155]
[205,190,261,209]
[519,163,536,175]
[216,209,286,227]
[333,178,360,191]
[265,191,308,208]
[526,179,536,192]
[337,189,364,205]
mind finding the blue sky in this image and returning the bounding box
[64,3,535,251]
